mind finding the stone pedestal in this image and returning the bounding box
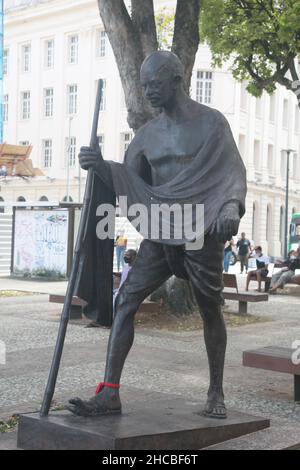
[17,397,270,450]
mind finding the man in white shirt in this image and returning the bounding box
[246,246,269,292]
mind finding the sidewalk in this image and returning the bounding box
[1,278,300,449]
[0,276,67,295]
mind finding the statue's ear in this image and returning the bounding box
[173,75,182,88]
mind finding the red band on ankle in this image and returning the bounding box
[95,382,120,395]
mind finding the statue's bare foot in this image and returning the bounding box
[203,392,227,419]
[67,390,121,417]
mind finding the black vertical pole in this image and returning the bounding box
[40,80,103,417]
[284,150,290,260]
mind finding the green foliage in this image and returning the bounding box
[200,0,300,97]
[13,267,66,280]
[155,7,175,51]
[0,415,19,433]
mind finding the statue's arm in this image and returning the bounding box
[215,201,240,243]
[78,145,113,188]
[124,130,152,185]
[213,111,245,242]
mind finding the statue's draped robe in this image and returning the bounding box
[74,110,247,326]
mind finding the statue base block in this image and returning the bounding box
[17,398,269,450]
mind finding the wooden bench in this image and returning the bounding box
[49,273,123,319]
[223,273,268,314]
[243,346,300,401]
[289,274,300,286]
[49,294,87,319]
[247,273,271,292]
[49,294,159,318]
[49,272,159,321]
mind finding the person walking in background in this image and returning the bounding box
[237,232,251,274]
[115,230,127,271]
[223,238,234,273]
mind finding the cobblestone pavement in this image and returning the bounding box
[0,282,300,448]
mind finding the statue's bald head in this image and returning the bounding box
[140,51,185,108]
[140,51,184,81]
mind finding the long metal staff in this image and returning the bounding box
[40,79,103,417]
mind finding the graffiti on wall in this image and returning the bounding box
[13,210,69,277]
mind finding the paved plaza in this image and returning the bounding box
[0,275,300,449]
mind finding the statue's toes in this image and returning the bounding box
[203,403,227,419]
[67,398,90,416]
[66,404,81,416]
[68,397,83,407]
[212,406,227,418]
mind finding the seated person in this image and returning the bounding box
[113,249,137,313]
[86,249,137,327]
[246,246,269,292]
[269,247,300,293]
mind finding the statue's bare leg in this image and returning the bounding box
[185,234,226,418]
[193,289,227,418]
[67,241,171,416]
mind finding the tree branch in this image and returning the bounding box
[97,0,154,130]
[131,0,158,56]
[172,0,200,92]
[289,57,299,82]
[245,54,296,98]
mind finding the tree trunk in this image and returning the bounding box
[97,0,201,315]
[172,0,200,93]
[98,0,201,130]
[97,0,155,130]
[150,276,197,316]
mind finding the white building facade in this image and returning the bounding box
[2,0,300,256]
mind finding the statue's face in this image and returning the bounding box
[140,64,178,108]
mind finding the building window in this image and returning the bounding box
[196,71,213,104]
[98,134,105,155]
[43,88,54,118]
[282,99,288,128]
[281,152,287,179]
[44,39,54,68]
[43,139,52,168]
[266,204,272,242]
[253,140,261,169]
[62,195,73,202]
[292,153,298,180]
[238,134,246,161]
[269,93,275,122]
[67,84,78,114]
[66,137,77,167]
[21,44,31,72]
[240,82,248,110]
[39,196,49,201]
[21,91,31,120]
[295,106,299,134]
[19,141,29,146]
[267,145,274,173]
[68,35,78,64]
[252,202,259,243]
[3,95,8,122]
[96,30,106,58]
[99,79,106,111]
[255,97,262,118]
[122,132,133,154]
[3,49,8,75]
